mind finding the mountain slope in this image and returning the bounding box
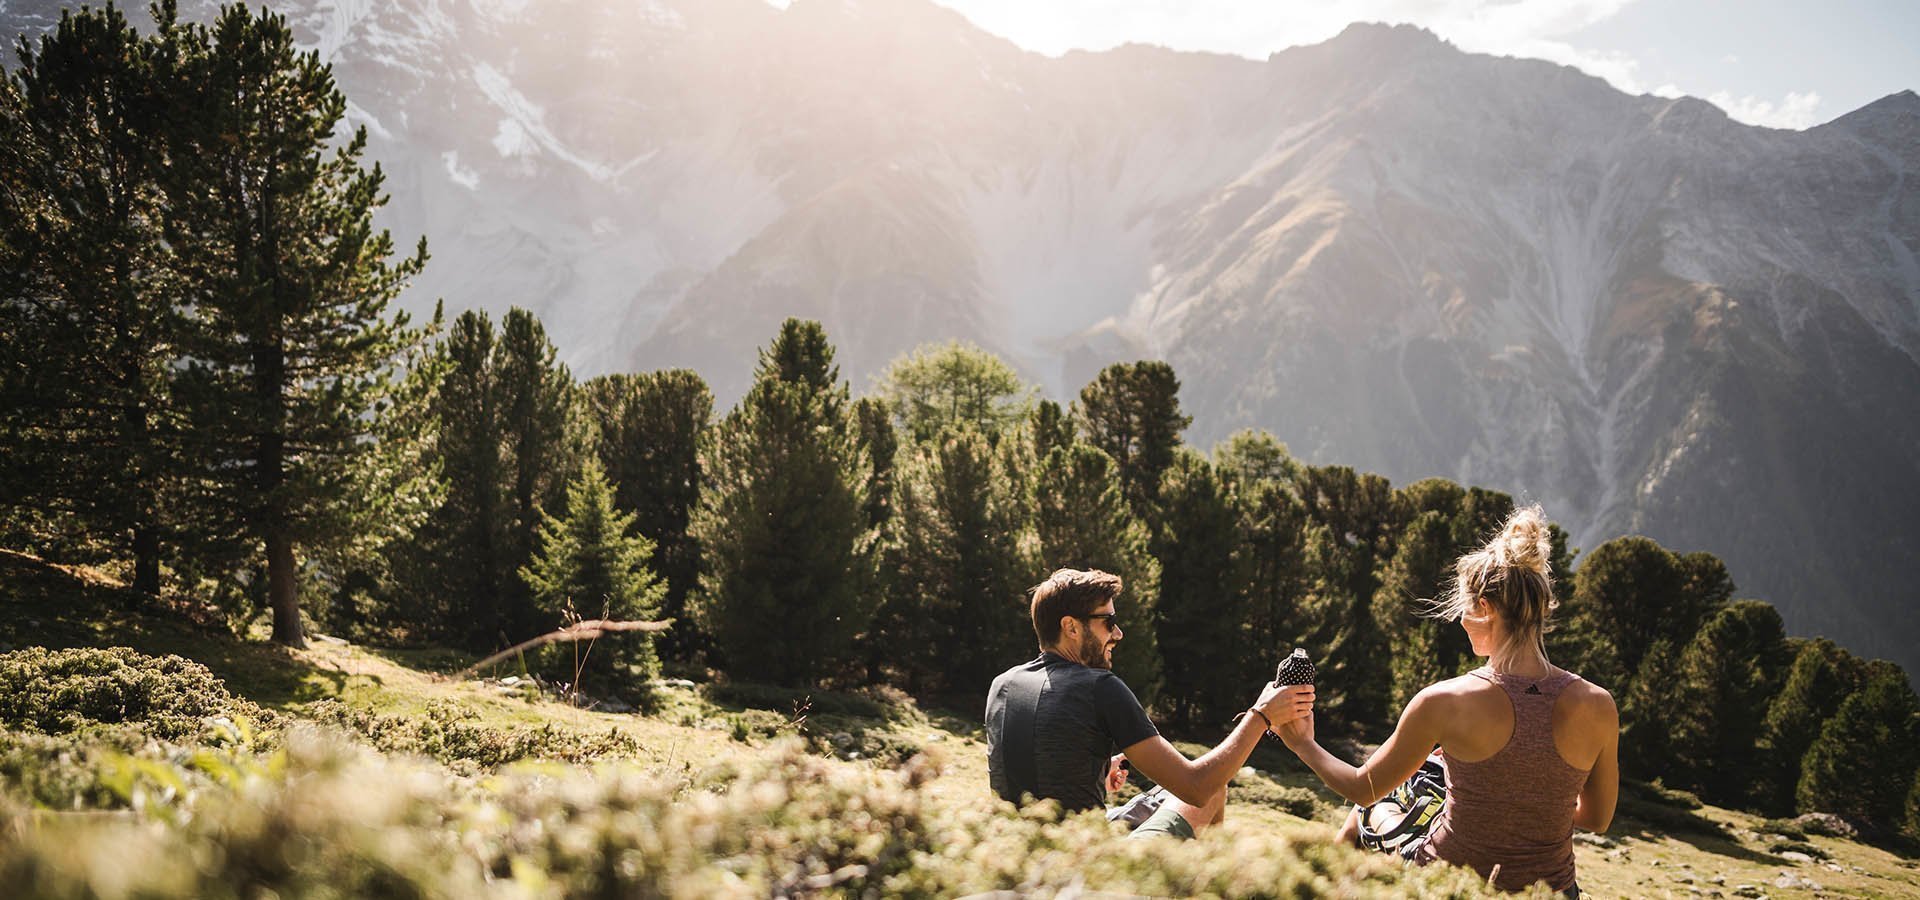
[1,1,1914,671]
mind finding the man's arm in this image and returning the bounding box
[1121,683,1313,807]
[1280,688,1446,806]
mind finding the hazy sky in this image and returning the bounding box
[922,0,1919,130]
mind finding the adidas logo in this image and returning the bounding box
[1525,684,1542,695]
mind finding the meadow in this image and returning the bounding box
[3,552,1915,900]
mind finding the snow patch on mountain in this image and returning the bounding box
[471,62,611,181]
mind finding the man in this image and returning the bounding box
[985,568,1314,839]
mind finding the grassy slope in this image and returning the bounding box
[2,551,1916,898]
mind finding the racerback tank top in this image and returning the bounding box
[1413,667,1590,893]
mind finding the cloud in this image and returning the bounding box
[1705,90,1823,130]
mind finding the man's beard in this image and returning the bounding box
[1080,630,1114,670]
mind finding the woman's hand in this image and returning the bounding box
[1105,753,1129,792]
[1278,710,1315,750]
[1255,682,1315,730]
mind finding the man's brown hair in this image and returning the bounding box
[1029,568,1123,647]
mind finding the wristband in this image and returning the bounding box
[1245,706,1274,734]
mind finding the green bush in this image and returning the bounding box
[1766,838,1829,860]
[0,647,271,741]
[301,699,640,769]
[1758,818,1807,840]
[703,681,923,723]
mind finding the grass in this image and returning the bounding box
[2,551,1918,898]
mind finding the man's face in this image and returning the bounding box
[1077,602,1122,670]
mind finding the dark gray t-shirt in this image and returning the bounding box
[984,652,1159,812]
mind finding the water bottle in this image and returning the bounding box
[1275,647,1316,686]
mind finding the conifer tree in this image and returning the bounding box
[1075,361,1191,518]
[1029,399,1075,460]
[1032,442,1161,703]
[872,426,1032,694]
[162,6,425,647]
[1756,639,1865,815]
[1666,600,1791,804]
[689,319,875,685]
[520,458,666,683]
[1797,667,1920,834]
[1152,449,1241,726]
[852,396,898,529]
[581,369,710,661]
[1559,537,1729,700]
[1373,510,1470,707]
[1212,429,1298,489]
[1231,478,1312,688]
[1293,464,1397,733]
[407,310,511,647]
[495,308,579,636]
[874,340,1033,442]
[1619,637,1684,779]
[0,6,180,595]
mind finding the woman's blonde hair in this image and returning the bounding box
[1428,504,1558,661]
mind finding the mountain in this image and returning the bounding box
[3,1,1916,673]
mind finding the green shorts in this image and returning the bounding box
[1127,800,1196,840]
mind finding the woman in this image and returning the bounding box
[1278,506,1618,896]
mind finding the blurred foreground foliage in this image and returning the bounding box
[0,648,1516,900]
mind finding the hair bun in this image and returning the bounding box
[1495,505,1551,575]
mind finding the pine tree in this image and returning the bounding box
[1559,537,1729,701]
[689,319,875,685]
[852,396,898,529]
[581,369,711,662]
[873,340,1033,442]
[1373,510,1470,708]
[1666,600,1791,805]
[495,308,579,638]
[1151,449,1242,726]
[1212,429,1298,489]
[871,426,1032,694]
[1029,399,1075,460]
[1756,639,1866,815]
[0,5,181,595]
[1074,361,1192,518]
[1619,637,1683,779]
[520,458,666,684]
[1231,478,1312,688]
[406,310,511,648]
[162,6,425,647]
[1032,442,1161,703]
[1293,464,1398,734]
[1797,667,1920,834]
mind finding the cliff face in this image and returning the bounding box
[4,2,1915,670]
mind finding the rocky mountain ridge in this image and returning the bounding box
[3,0,1915,672]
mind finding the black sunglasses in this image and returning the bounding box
[1079,613,1119,629]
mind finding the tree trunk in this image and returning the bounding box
[132,522,160,597]
[268,533,304,648]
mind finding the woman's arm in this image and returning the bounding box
[1572,690,1620,833]
[1279,689,1448,806]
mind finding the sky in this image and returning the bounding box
[919,0,1919,130]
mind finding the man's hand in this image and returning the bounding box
[1254,682,1315,731]
[1105,753,1128,792]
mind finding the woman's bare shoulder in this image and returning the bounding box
[1560,673,1619,717]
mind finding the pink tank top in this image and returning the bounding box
[1413,667,1589,892]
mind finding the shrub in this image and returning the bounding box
[0,647,271,741]
[301,699,640,769]
[1766,838,1830,860]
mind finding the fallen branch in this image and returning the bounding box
[456,618,674,681]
